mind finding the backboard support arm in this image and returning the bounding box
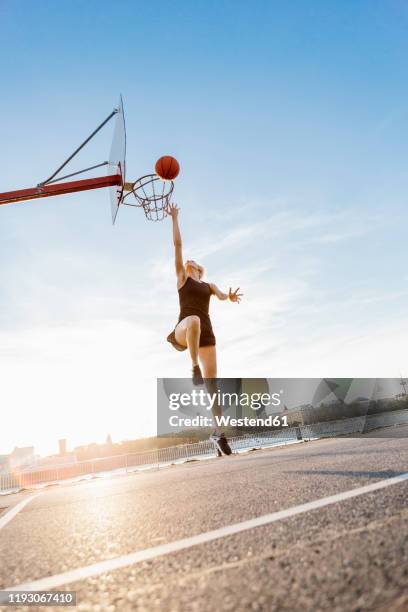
[44,161,109,185]
[0,175,122,206]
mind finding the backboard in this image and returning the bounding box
[108,95,126,224]
[0,94,178,223]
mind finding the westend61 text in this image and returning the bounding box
[169,415,289,428]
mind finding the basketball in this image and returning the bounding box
[155,156,180,181]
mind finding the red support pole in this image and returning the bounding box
[0,175,122,206]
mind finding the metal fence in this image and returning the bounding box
[1,408,407,494]
[300,408,408,440]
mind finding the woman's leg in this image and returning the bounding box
[200,346,231,454]
[198,345,217,378]
[175,315,201,367]
[199,346,221,419]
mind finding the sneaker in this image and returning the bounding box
[210,432,232,456]
[192,364,204,386]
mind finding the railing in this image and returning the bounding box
[300,416,367,439]
[1,409,407,494]
[300,408,408,440]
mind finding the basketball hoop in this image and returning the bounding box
[122,174,173,222]
[0,96,179,224]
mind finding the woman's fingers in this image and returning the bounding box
[234,288,243,303]
[229,287,243,302]
[166,202,180,217]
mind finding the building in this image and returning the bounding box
[33,454,77,469]
[0,455,10,474]
[9,446,35,470]
[284,404,315,426]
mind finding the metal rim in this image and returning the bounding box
[122,174,174,221]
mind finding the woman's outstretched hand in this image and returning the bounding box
[229,287,243,303]
[166,202,180,219]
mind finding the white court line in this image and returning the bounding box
[7,472,408,591]
[0,494,41,532]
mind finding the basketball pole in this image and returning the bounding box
[0,174,122,206]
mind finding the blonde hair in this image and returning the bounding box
[185,260,205,279]
[196,264,205,279]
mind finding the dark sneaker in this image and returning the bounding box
[192,364,204,386]
[210,432,232,456]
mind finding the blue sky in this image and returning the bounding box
[1,1,408,455]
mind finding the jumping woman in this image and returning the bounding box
[166,203,242,455]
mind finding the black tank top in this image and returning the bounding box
[178,276,213,322]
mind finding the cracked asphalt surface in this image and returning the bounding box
[0,427,407,612]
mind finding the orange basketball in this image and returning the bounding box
[155,156,180,180]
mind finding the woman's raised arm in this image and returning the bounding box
[167,203,185,285]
